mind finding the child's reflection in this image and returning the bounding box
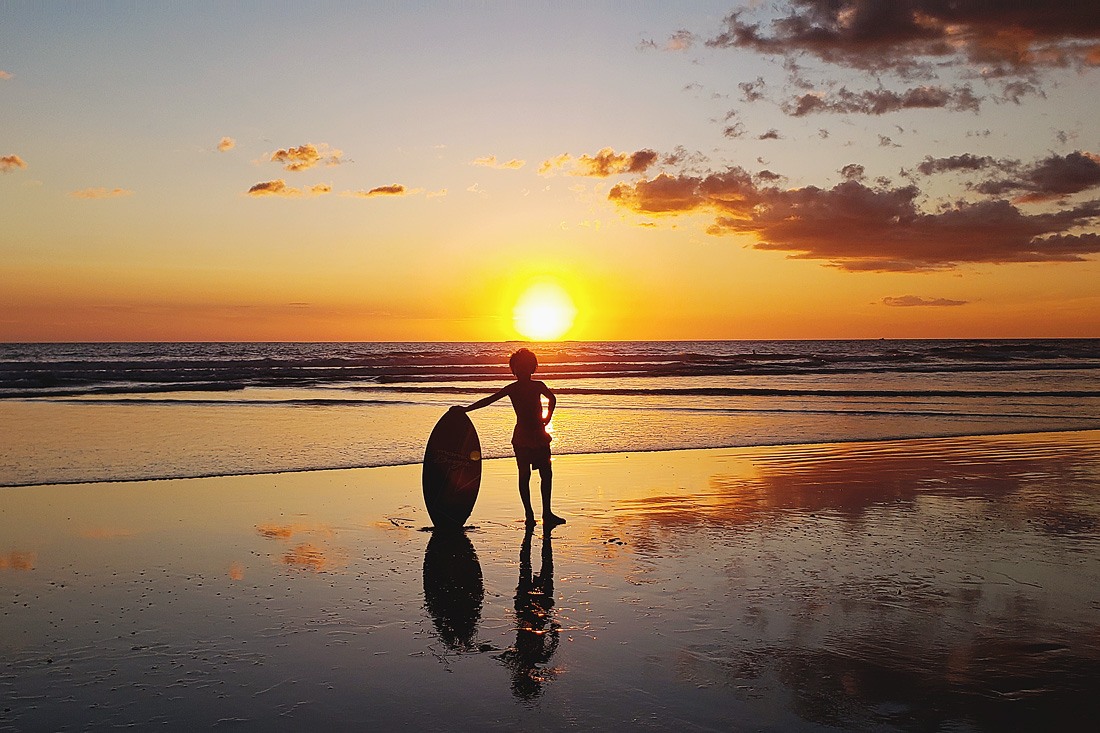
[500,525,559,699]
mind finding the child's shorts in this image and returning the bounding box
[513,443,551,470]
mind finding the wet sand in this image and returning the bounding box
[2,431,1099,731]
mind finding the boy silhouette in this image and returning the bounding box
[459,348,564,527]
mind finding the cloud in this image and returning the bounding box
[916,153,999,175]
[70,187,133,199]
[882,295,968,307]
[758,129,782,140]
[639,29,696,52]
[609,166,1100,271]
[976,151,1100,203]
[1,154,27,172]
[343,184,415,198]
[0,70,11,80]
[707,2,1100,76]
[217,136,235,152]
[270,143,343,171]
[539,147,661,177]
[246,179,331,197]
[472,155,525,169]
[784,85,982,116]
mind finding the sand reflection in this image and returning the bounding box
[422,530,484,652]
[599,433,1100,729]
[499,526,560,700]
[611,433,1100,537]
[1,550,35,571]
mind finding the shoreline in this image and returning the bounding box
[3,425,1098,490]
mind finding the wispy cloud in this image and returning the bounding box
[639,29,696,52]
[270,143,343,171]
[472,155,525,169]
[1,154,27,172]
[539,147,661,177]
[217,136,235,152]
[0,70,12,80]
[246,179,331,197]
[70,187,133,199]
[883,295,968,307]
[609,154,1100,272]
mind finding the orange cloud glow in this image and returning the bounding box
[540,147,659,177]
[344,184,411,197]
[270,143,343,171]
[610,159,1100,271]
[246,180,331,197]
[217,136,235,152]
[1,154,28,172]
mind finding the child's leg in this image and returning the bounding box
[538,465,565,525]
[517,459,535,523]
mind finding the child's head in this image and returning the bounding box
[509,348,538,378]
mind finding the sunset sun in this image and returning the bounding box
[512,281,577,341]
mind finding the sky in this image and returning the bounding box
[2,0,1099,341]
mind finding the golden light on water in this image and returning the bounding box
[512,281,577,341]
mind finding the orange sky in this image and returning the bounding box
[2,2,1098,341]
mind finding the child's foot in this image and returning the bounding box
[544,512,566,527]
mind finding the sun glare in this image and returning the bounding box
[513,282,577,341]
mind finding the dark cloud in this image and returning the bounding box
[840,164,865,180]
[916,154,998,175]
[1,154,27,172]
[539,148,660,177]
[739,77,767,102]
[784,85,981,116]
[723,123,747,138]
[977,151,1100,203]
[609,167,1100,271]
[707,2,1100,75]
[759,129,782,140]
[883,295,968,307]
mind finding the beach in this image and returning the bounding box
[3,430,1099,731]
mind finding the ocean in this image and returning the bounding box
[2,339,1099,487]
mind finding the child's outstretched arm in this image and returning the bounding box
[459,384,511,412]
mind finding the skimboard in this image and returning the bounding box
[422,408,482,528]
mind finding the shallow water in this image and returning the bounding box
[2,431,1098,730]
[3,339,1098,486]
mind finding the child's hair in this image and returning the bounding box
[509,348,538,377]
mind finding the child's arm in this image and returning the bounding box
[459,384,511,412]
[540,382,556,425]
